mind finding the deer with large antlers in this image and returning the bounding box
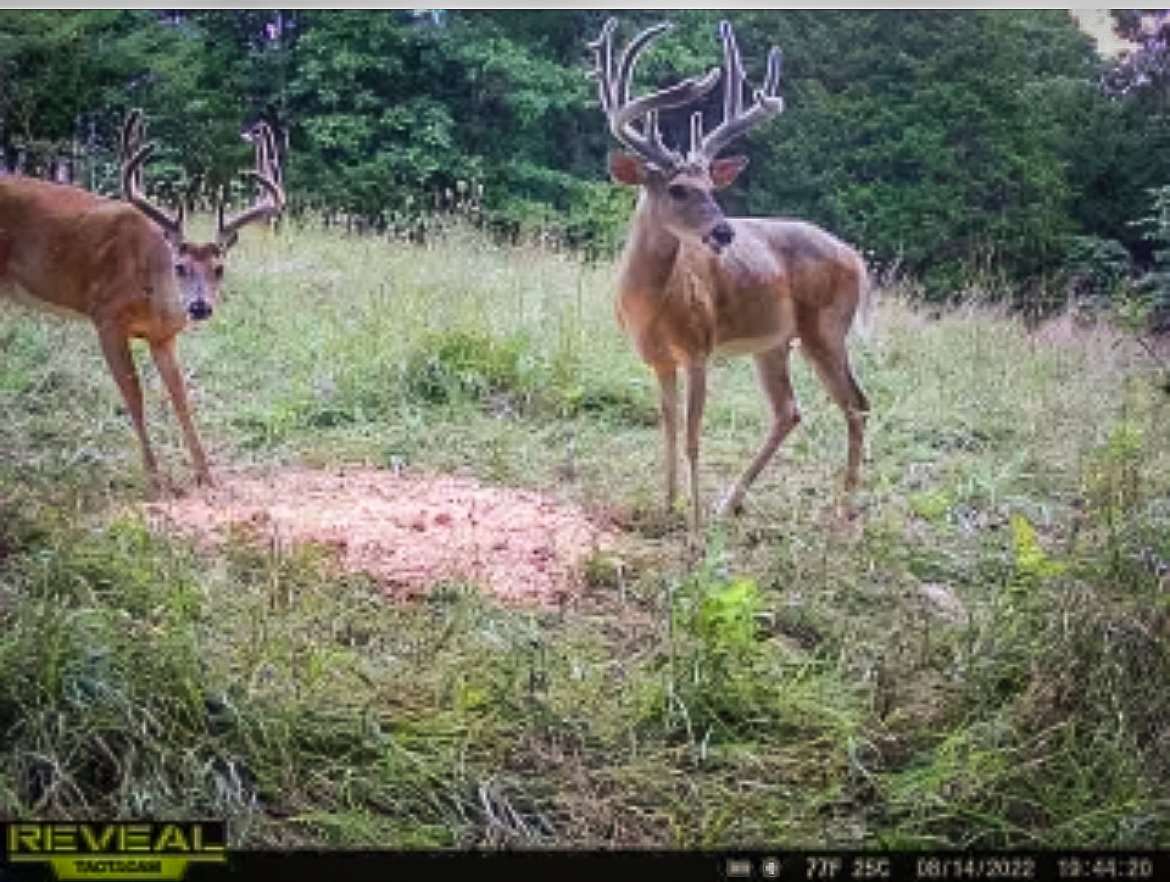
[0,109,285,495]
[589,18,873,533]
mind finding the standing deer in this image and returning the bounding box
[589,18,873,533]
[0,109,285,495]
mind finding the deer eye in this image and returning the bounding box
[667,184,689,201]
[174,264,188,277]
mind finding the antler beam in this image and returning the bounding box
[693,21,784,161]
[120,108,185,239]
[217,121,286,249]
[589,17,720,171]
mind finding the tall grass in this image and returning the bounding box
[1,219,1168,846]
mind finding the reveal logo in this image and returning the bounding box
[3,821,226,881]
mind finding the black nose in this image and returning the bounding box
[188,301,213,321]
[711,223,734,247]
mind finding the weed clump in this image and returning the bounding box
[0,517,253,820]
[873,424,1170,846]
[401,326,657,425]
[403,329,532,409]
[641,540,863,754]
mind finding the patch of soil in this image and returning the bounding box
[145,466,614,606]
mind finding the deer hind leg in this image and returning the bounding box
[97,325,160,496]
[798,317,869,493]
[150,335,212,487]
[654,364,680,513]
[684,361,707,534]
[717,343,801,517]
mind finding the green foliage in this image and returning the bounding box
[882,471,1168,847]
[0,11,269,199]
[1060,235,1132,305]
[745,11,1093,299]
[8,9,1166,309]
[484,163,634,255]
[693,576,760,656]
[288,13,480,218]
[399,323,657,425]
[1082,421,1146,531]
[910,490,953,523]
[1129,185,1170,331]
[0,517,230,816]
[1009,514,1066,583]
[403,329,530,407]
[656,543,843,744]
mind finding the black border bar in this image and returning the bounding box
[3,849,1167,882]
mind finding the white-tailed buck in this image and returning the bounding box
[0,109,285,494]
[589,18,873,532]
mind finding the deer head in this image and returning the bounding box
[120,109,285,322]
[589,18,784,255]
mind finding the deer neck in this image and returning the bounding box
[617,191,683,297]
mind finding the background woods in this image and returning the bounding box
[4,9,1170,319]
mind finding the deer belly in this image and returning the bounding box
[0,278,89,321]
[713,332,788,357]
[0,241,90,319]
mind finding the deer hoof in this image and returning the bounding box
[144,473,175,502]
[715,492,745,518]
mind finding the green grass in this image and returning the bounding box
[1,219,1168,847]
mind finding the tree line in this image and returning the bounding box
[3,9,1170,319]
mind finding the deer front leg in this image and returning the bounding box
[97,324,160,497]
[718,345,801,517]
[149,335,212,487]
[654,364,679,513]
[685,361,707,534]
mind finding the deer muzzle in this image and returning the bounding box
[704,222,735,254]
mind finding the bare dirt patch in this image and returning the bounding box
[145,466,614,606]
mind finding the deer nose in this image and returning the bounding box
[188,300,213,321]
[711,223,734,247]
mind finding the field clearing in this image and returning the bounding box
[1,220,1168,848]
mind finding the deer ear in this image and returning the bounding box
[710,155,749,189]
[609,151,650,186]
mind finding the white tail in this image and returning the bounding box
[851,261,878,343]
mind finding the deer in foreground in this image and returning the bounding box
[589,18,873,533]
[0,109,285,495]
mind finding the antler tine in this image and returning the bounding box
[698,20,785,161]
[590,17,720,171]
[260,122,284,190]
[689,110,704,157]
[613,21,672,109]
[121,109,144,192]
[121,109,150,199]
[217,121,286,248]
[586,17,618,113]
[250,121,282,187]
[721,21,746,127]
[647,110,673,160]
[120,109,184,239]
